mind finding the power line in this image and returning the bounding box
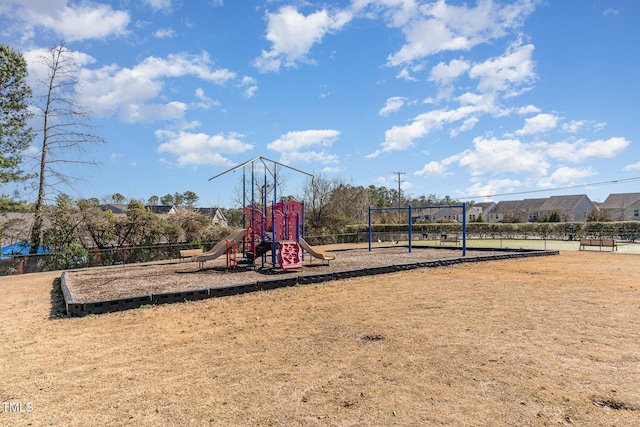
[458,176,640,200]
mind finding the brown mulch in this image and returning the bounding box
[64,246,512,302]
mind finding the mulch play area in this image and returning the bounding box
[62,245,556,316]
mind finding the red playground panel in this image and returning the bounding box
[278,241,302,270]
[243,200,304,243]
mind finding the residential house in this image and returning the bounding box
[412,204,487,223]
[473,202,496,221]
[101,204,228,226]
[599,193,640,221]
[515,198,548,222]
[537,195,594,222]
[488,195,595,223]
[432,206,463,222]
[147,205,179,215]
[195,207,228,227]
[412,207,437,223]
[489,200,525,223]
[99,204,129,215]
[101,204,179,216]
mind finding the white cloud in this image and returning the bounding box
[145,0,172,12]
[379,96,407,116]
[352,0,418,27]
[623,161,640,171]
[194,88,220,109]
[457,136,549,177]
[239,76,258,98]
[396,67,417,81]
[450,116,479,137]
[268,129,340,152]
[396,63,425,81]
[268,129,340,165]
[253,6,353,72]
[156,130,253,167]
[154,28,175,38]
[456,91,496,108]
[76,52,236,122]
[368,103,490,158]
[517,105,541,115]
[537,166,595,189]
[321,166,341,174]
[469,42,536,94]
[386,0,536,66]
[429,58,470,85]
[279,151,339,166]
[603,8,619,16]
[464,178,522,198]
[3,0,130,42]
[515,113,558,135]
[121,101,188,123]
[547,137,630,162]
[24,47,96,87]
[562,120,586,133]
[415,161,448,176]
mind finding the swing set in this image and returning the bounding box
[367,204,467,256]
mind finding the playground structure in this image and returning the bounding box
[194,228,246,270]
[368,205,467,256]
[241,199,306,270]
[202,156,335,270]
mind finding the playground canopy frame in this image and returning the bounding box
[368,205,467,256]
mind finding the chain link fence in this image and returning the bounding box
[2,227,639,276]
[0,242,207,276]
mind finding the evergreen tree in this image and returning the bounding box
[0,44,33,184]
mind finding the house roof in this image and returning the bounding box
[493,200,524,212]
[516,198,548,212]
[100,204,128,214]
[539,195,591,212]
[600,193,640,209]
[473,202,496,211]
[100,204,227,219]
[147,205,174,214]
[196,207,223,217]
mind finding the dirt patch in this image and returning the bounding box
[1,251,639,426]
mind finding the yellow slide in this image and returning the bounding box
[195,228,246,268]
[298,237,336,263]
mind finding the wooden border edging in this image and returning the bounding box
[62,249,559,317]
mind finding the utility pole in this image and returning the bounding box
[393,171,405,207]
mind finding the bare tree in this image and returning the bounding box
[302,174,337,235]
[29,42,104,253]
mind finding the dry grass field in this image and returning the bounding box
[1,250,640,426]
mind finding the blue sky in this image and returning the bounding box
[1,0,639,208]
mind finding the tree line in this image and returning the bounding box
[0,194,233,271]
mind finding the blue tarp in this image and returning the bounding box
[1,241,51,259]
